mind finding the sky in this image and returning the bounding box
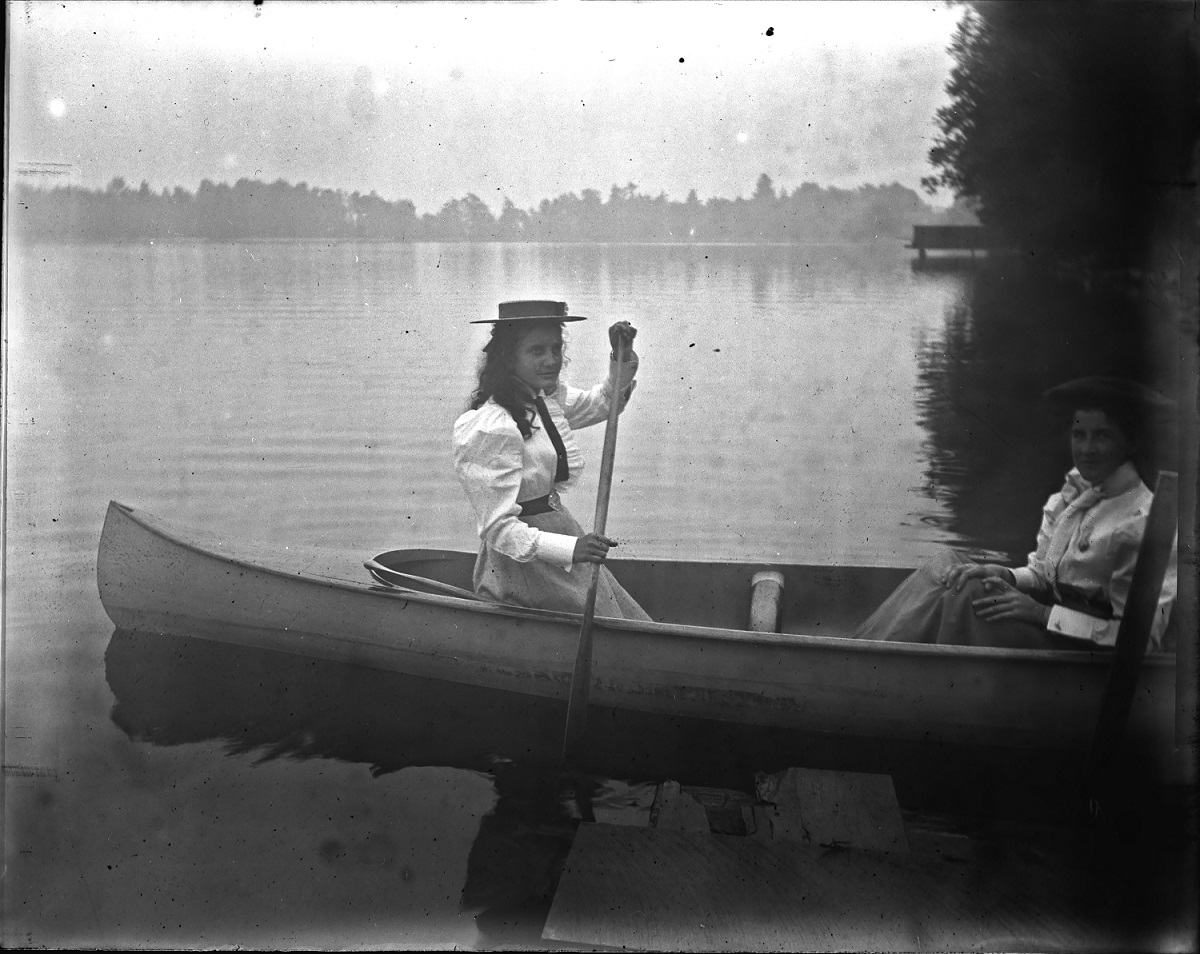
[8,0,965,215]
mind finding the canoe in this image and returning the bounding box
[96,500,1177,755]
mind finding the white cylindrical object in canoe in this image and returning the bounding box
[749,570,785,633]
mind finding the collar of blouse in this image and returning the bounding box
[1064,460,1142,505]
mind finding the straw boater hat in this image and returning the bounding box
[1044,376,1176,445]
[470,300,588,324]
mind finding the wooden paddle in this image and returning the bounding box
[1085,469,1179,804]
[562,335,630,760]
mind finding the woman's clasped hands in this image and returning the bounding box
[972,578,1051,626]
[942,561,1051,626]
[942,561,1012,591]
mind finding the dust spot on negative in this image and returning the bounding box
[319,839,346,862]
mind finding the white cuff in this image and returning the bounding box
[535,530,577,570]
[1046,605,1117,646]
[1011,567,1039,590]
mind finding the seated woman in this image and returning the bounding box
[852,377,1177,650]
[452,299,650,619]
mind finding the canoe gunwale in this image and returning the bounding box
[97,501,1182,752]
[102,501,1174,672]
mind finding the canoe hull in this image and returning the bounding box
[96,502,1178,755]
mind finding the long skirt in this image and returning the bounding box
[473,507,651,620]
[850,548,1090,650]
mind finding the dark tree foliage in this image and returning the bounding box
[913,264,1172,559]
[922,2,1195,267]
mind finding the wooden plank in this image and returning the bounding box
[753,767,908,852]
[1087,471,1179,792]
[542,823,1116,952]
[650,781,711,832]
[1175,233,1199,757]
[679,785,758,836]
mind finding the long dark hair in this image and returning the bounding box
[467,319,565,438]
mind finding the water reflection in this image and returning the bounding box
[105,628,596,943]
[914,260,1178,559]
[513,241,924,314]
[105,628,1092,823]
[105,627,804,788]
[102,622,1135,944]
[106,629,545,775]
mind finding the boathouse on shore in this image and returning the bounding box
[907,224,1002,262]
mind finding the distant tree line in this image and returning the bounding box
[13,173,974,244]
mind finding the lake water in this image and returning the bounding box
[2,240,1174,948]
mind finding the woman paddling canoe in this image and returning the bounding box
[453,300,650,619]
[852,376,1178,650]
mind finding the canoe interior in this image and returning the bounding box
[373,549,914,635]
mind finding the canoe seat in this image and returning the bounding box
[363,559,481,600]
[749,571,785,633]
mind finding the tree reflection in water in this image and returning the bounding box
[915,260,1178,561]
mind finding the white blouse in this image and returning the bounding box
[453,355,637,570]
[1012,462,1177,648]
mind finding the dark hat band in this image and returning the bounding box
[470,299,588,324]
[1043,376,1173,413]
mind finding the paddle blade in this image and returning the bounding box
[562,568,601,760]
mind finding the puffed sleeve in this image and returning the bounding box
[453,409,578,568]
[558,350,639,429]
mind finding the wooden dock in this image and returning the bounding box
[906,224,1000,263]
[542,768,1195,952]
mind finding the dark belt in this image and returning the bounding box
[1055,582,1113,619]
[518,495,555,517]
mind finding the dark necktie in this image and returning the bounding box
[534,394,569,483]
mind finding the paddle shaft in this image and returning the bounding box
[1086,470,1179,795]
[562,337,630,760]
